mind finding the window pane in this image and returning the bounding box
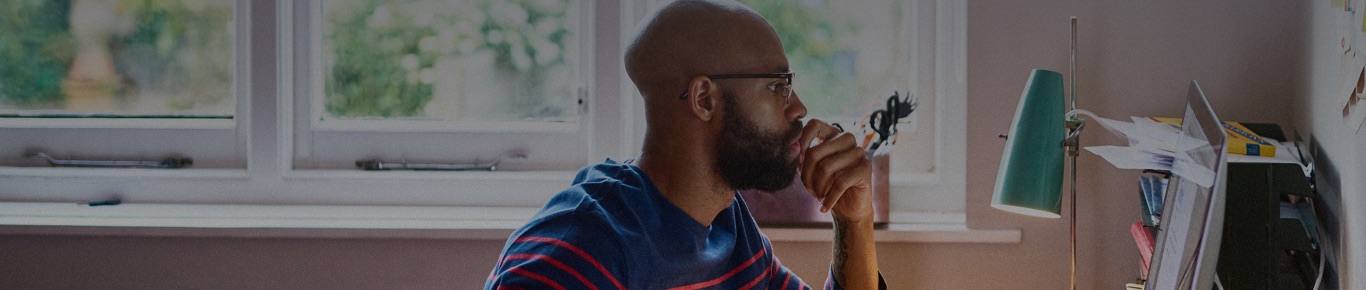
[739,0,908,119]
[0,0,235,117]
[321,0,579,123]
[741,0,937,175]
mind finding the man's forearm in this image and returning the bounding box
[832,218,879,289]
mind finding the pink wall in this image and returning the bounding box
[0,236,505,289]
[0,1,1313,289]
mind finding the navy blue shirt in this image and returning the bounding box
[487,160,864,289]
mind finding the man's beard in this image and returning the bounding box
[714,92,803,192]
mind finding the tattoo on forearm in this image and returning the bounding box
[833,219,851,286]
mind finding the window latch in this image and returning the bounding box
[30,153,192,169]
[355,154,526,172]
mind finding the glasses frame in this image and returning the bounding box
[677,73,794,100]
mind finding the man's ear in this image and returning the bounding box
[686,76,718,122]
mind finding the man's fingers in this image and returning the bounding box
[798,119,833,190]
[814,147,867,196]
[798,119,841,153]
[801,133,858,194]
[808,143,863,197]
[820,158,871,213]
[797,119,825,149]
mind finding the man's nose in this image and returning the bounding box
[787,90,807,121]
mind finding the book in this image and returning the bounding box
[1136,177,1147,227]
[1220,121,1277,157]
[1139,175,1167,227]
[1147,117,1277,157]
[1130,221,1156,279]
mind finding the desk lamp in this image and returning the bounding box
[991,17,1087,290]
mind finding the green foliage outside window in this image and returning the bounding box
[113,0,235,112]
[739,0,858,118]
[0,0,75,109]
[325,0,573,119]
[0,0,233,114]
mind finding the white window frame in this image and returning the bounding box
[286,0,597,172]
[892,0,967,222]
[270,0,605,207]
[0,0,250,170]
[0,0,252,199]
[0,0,965,227]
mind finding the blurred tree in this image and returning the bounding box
[0,0,232,113]
[325,0,572,119]
[0,0,75,109]
[738,0,855,118]
[114,0,234,112]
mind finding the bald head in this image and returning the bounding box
[624,0,787,103]
[625,1,806,217]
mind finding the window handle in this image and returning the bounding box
[30,153,192,169]
[355,154,526,171]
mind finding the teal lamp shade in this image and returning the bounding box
[991,69,1066,218]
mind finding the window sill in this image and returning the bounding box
[0,202,1019,243]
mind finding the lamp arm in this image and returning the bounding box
[1062,109,1091,157]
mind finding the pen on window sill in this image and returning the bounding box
[84,199,122,206]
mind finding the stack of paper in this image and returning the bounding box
[1073,111,1307,172]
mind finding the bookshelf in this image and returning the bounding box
[1128,123,1321,289]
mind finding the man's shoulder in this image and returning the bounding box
[492,197,635,290]
[510,163,648,249]
[536,160,655,224]
[503,201,629,264]
[569,160,650,198]
[497,160,655,266]
[534,166,643,224]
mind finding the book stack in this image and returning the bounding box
[1130,171,1169,285]
[1137,173,1167,228]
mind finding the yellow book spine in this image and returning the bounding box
[1146,117,1276,157]
[1221,121,1275,157]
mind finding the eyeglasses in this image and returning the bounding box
[678,73,794,100]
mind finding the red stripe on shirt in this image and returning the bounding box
[489,253,505,282]
[507,267,567,290]
[502,253,599,290]
[667,247,768,290]
[781,271,792,290]
[514,236,626,290]
[738,264,772,290]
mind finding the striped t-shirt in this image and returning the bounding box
[486,160,877,289]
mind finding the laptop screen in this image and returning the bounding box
[1147,81,1230,289]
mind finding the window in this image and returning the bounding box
[0,0,247,170]
[2,0,965,222]
[288,0,592,171]
[1,1,236,117]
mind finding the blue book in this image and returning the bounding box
[1138,176,1157,227]
[1152,177,1167,216]
[1138,175,1167,227]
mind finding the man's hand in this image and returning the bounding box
[796,118,874,223]
[798,118,882,289]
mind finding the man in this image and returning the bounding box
[486,1,884,289]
